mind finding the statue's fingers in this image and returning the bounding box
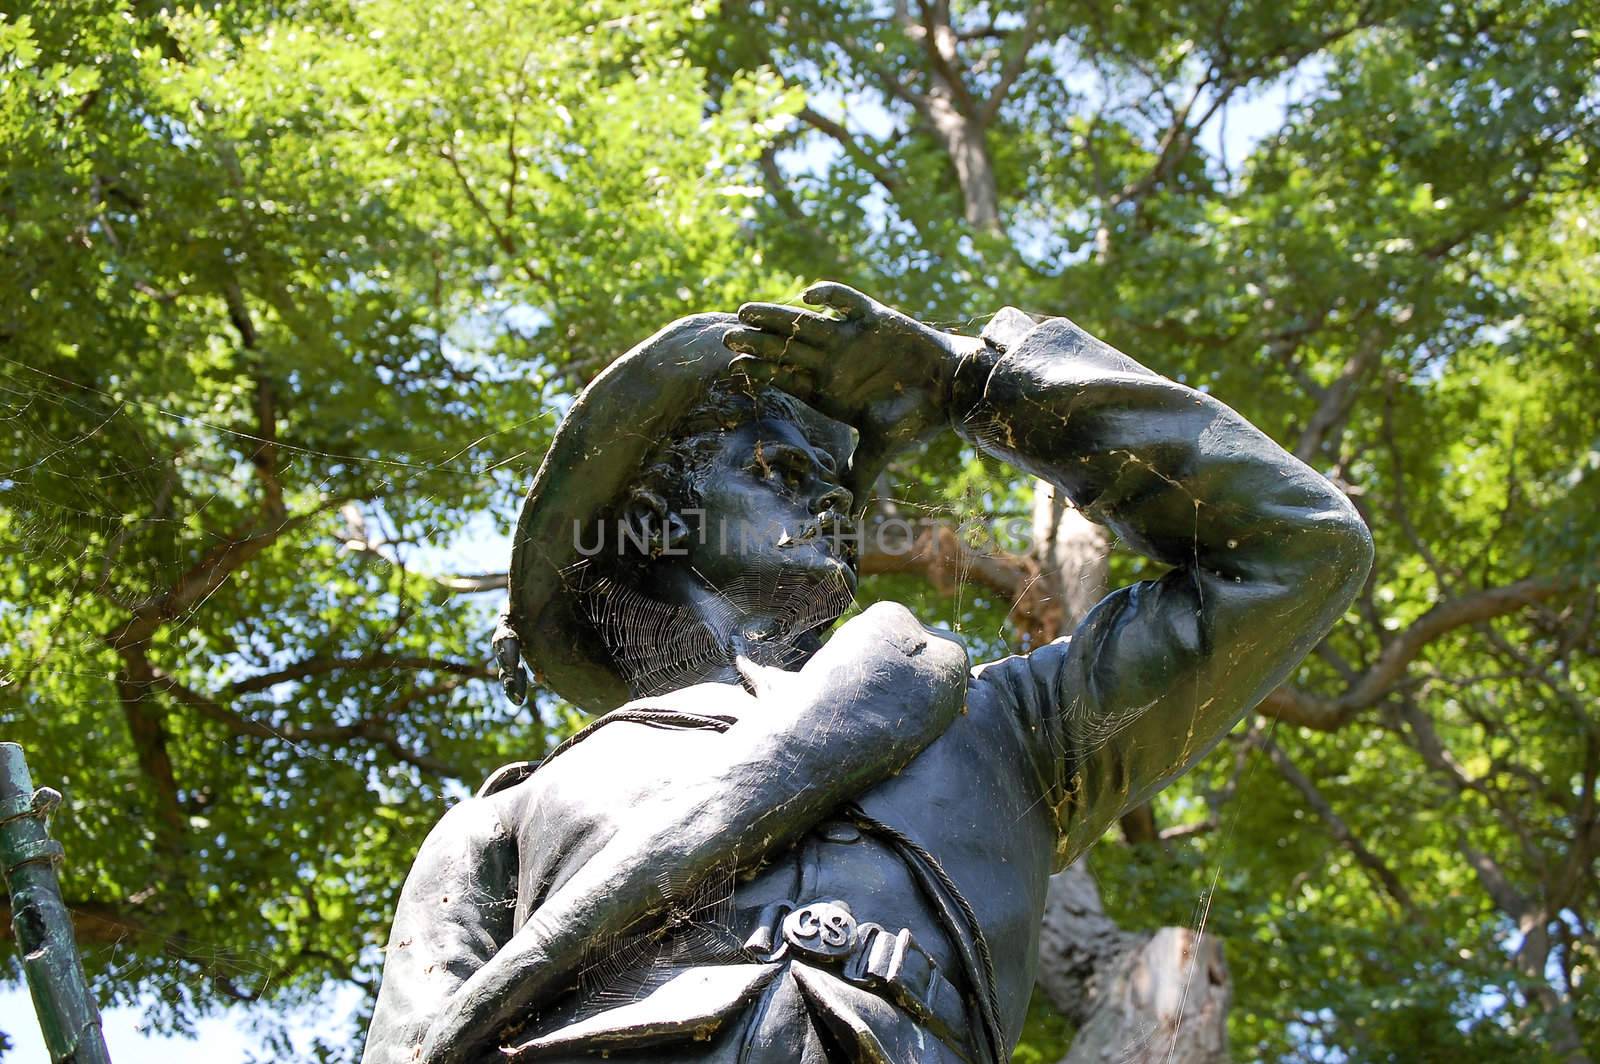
[736,301,847,347]
[734,654,793,700]
[728,353,777,383]
[722,326,830,371]
[802,281,872,320]
[770,366,827,412]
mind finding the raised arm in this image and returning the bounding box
[730,283,1373,865]
[948,315,1372,860]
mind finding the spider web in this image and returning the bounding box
[574,553,857,698]
[573,863,747,1017]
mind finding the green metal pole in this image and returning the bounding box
[0,742,113,1064]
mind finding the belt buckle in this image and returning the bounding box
[779,901,859,962]
[743,903,971,1059]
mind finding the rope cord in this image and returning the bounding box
[846,804,1007,1064]
[539,707,739,765]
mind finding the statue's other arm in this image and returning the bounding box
[362,797,516,1064]
[951,317,1373,864]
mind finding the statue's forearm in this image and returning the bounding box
[948,317,1368,585]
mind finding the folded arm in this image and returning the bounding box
[413,602,968,1064]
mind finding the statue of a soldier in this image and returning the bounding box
[361,283,1373,1063]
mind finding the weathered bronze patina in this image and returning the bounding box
[363,283,1373,1063]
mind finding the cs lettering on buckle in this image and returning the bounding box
[779,902,858,962]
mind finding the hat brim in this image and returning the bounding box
[508,313,856,712]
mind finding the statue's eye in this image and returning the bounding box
[781,454,809,487]
[753,443,812,490]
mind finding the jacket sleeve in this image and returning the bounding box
[952,316,1373,868]
[361,797,517,1063]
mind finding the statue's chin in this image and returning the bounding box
[602,547,856,696]
[725,613,832,675]
[718,560,853,676]
[774,541,859,594]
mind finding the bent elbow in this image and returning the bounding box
[1324,498,1375,598]
[1283,499,1373,620]
[1248,486,1372,608]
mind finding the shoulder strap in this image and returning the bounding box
[477,760,541,797]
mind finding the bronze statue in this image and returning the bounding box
[362,283,1373,1063]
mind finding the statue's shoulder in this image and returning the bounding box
[979,306,1048,351]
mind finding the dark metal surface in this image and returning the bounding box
[1,742,113,1064]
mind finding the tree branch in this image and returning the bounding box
[1109,72,1219,209]
[0,899,152,947]
[906,0,979,117]
[1392,694,1549,872]
[107,505,328,652]
[1459,840,1531,920]
[339,525,507,593]
[148,665,467,778]
[795,105,901,193]
[978,2,1043,126]
[221,281,285,521]
[1261,735,1414,912]
[438,144,554,290]
[857,516,1043,614]
[1259,576,1577,731]
[1295,327,1384,462]
[756,143,850,274]
[832,34,927,111]
[115,663,187,839]
[229,653,493,695]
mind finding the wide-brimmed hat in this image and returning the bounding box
[505,312,857,712]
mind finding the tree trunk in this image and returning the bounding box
[919,88,1001,231]
[1022,483,1234,1064]
[1038,865,1231,1064]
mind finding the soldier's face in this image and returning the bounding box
[680,414,857,596]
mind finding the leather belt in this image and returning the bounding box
[743,900,972,1060]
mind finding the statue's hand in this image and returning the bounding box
[726,281,979,500]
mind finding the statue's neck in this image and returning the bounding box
[647,565,818,688]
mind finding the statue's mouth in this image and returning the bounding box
[779,509,860,568]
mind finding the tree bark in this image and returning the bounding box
[1039,865,1231,1064]
[890,1,1003,231]
[918,88,1000,231]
